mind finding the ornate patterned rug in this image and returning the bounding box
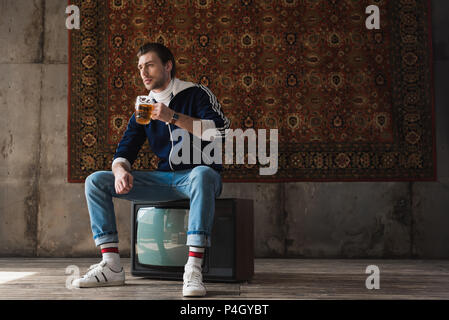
[68,0,435,182]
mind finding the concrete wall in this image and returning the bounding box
[1,0,448,258]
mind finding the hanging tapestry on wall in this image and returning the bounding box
[68,0,435,182]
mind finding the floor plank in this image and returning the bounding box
[0,258,448,300]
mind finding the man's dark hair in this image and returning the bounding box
[137,42,176,79]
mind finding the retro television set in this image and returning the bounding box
[130,198,254,282]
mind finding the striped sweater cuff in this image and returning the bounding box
[112,157,131,171]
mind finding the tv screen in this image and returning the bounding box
[136,206,189,267]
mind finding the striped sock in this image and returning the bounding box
[187,246,205,268]
[100,242,121,272]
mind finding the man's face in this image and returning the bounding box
[137,51,172,93]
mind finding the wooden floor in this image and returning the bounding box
[0,258,448,300]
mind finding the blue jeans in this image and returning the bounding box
[84,165,223,248]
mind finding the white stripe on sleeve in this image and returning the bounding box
[196,84,231,137]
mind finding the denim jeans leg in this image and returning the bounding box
[174,166,222,248]
[85,170,187,247]
[84,171,119,246]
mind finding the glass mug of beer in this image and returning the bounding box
[135,96,154,125]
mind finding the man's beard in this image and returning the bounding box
[146,76,167,91]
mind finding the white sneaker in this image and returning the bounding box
[72,260,125,288]
[183,264,206,297]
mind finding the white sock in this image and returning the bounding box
[100,242,121,271]
[186,246,205,268]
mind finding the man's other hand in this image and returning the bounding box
[114,169,134,195]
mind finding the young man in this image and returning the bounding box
[72,43,230,297]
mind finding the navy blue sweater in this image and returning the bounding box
[113,83,230,172]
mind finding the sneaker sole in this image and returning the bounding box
[76,280,125,288]
[183,289,206,297]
